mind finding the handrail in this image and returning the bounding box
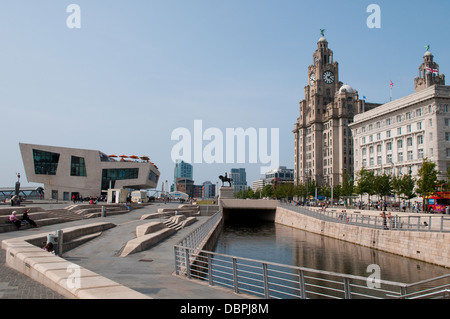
[280,204,450,233]
[173,208,450,299]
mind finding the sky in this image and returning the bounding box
[1,0,450,192]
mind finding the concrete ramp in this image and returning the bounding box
[120,228,176,257]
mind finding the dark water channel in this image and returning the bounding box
[212,219,449,286]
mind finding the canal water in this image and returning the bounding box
[212,219,449,285]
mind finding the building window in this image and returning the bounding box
[32,149,60,175]
[377,156,382,165]
[416,108,422,116]
[446,132,450,142]
[417,122,422,130]
[70,156,87,177]
[397,115,402,123]
[447,149,450,158]
[417,135,424,145]
[386,130,391,138]
[397,140,403,149]
[418,149,424,159]
[386,142,392,151]
[397,127,402,135]
[407,137,413,147]
[101,168,139,189]
[387,154,393,163]
[398,152,403,162]
[148,171,159,183]
[408,150,414,161]
[407,124,412,133]
[406,112,411,120]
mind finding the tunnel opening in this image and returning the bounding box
[222,208,276,224]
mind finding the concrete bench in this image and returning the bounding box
[1,222,149,299]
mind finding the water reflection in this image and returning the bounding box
[213,219,449,284]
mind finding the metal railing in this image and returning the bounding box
[173,209,450,299]
[280,204,450,232]
[174,244,450,299]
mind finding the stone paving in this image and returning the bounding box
[0,248,64,299]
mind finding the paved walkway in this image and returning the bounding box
[0,202,244,299]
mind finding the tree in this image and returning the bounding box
[341,170,354,199]
[415,158,439,211]
[399,173,416,207]
[374,173,392,202]
[355,167,375,207]
[261,184,274,199]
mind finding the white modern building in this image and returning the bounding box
[19,143,160,201]
[350,49,449,181]
[252,178,266,191]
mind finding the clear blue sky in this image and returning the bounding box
[1,0,449,191]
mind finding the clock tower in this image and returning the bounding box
[294,32,366,190]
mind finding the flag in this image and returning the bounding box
[363,96,366,100]
[426,67,438,74]
[390,80,393,88]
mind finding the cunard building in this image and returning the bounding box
[350,47,449,181]
[293,32,379,187]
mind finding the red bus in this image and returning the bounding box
[428,192,450,213]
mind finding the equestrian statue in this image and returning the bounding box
[219,172,233,187]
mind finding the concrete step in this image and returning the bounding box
[0,217,67,233]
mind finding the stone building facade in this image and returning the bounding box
[350,49,450,181]
[293,34,379,187]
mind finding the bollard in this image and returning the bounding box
[56,230,63,257]
[101,206,107,217]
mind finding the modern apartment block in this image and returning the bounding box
[230,168,247,193]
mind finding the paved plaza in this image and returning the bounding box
[0,202,244,299]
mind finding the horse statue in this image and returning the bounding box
[219,173,233,187]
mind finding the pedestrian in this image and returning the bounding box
[21,210,38,228]
[381,212,388,230]
[384,200,387,211]
[8,211,22,229]
[43,242,54,254]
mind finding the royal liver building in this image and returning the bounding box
[293,32,378,187]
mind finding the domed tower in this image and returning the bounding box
[294,31,359,189]
[414,46,445,92]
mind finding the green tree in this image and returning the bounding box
[261,184,274,199]
[399,172,416,207]
[415,158,439,211]
[355,167,375,207]
[374,173,392,202]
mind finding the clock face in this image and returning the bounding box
[310,73,315,85]
[322,71,335,84]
